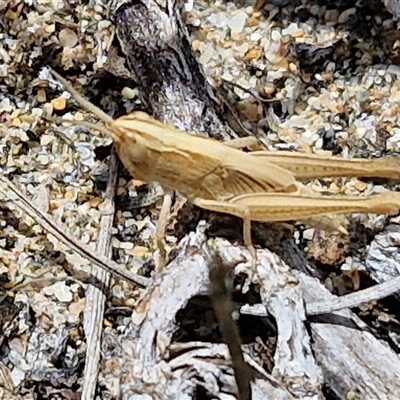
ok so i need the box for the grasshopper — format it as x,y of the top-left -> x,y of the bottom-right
48,69 -> 400,266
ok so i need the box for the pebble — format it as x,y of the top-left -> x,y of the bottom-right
43,282 -> 73,302
37,89 -> 46,103
120,242 -> 134,250
310,5 -> 320,16
10,367 -> 25,387
271,30 -> 281,41
284,23 -> 304,38
245,47 -> 262,60
121,86 -> 138,100
228,12 -> 247,34
356,88 -> 369,103
51,96 -> 67,111
40,134 -> 54,147
199,44 -> 215,64
338,7 -> 356,24
58,28 -> 78,48
250,32 -> 262,42
325,9 -> 339,23
75,144 -> 93,160
263,84 -> 275,95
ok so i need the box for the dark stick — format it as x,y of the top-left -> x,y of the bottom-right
209,253 -> 252,400
112,0 -> 239,140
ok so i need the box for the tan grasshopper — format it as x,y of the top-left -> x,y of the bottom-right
48,69 -> 400,265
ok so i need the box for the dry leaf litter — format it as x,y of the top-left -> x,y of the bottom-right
2,0 -> 400,397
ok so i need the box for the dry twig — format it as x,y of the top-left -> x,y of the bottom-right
209,252 -> 252,400
81,148 -> 119,399
240,270 -> 400,317
0,176 -> 149,287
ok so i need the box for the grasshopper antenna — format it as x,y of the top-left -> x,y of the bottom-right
48,68 -> 114,126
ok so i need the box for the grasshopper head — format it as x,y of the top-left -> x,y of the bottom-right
109,121 -> 152,181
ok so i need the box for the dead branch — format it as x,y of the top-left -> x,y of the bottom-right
0,176 -> 149,287
81,149 -> 118,399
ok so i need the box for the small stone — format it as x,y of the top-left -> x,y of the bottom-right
245,47 -> 262,60
10,367 -> 25,387
237,43 -> 249,55
98,20 -> 112,30
228,12 -> 247,34
98,200 -> 113,212
9,338 -> 24,355
43,282 -> 73,302
338,8 -> 356,24
121,86 -> 138,100
37,89 -> 46,103
271,30 -> 281,41
74,111 -> 85,121
221,72 -> 234,81
40,135 -> 54,146
356,88 -> 369,103
11,117 -> 22,127
186,16 -> 201,27
0,98 -> 13,112
237,102 -> 260,122
51,96 -> 67,111
250,32 -> 262,42
247,16 -> 259,27
135,220 -> 147,231
285,23 -> 304,38
132,179 -> 147,187
354,180 -> 368,192
291,28 -> 304,38
103,319 -> 113,328
125,219 -> 136,228
120,241 -> 134,250
125,245 -> 149,257
113,237 -> 124,250
387,65 -> 400,76
325,9 -> 339,23
310,4 -> 320,16
45,24 -> 56,34
289,62 -> 298,73
245,6 -> 254,15
5,9 -> 18,20
89,197 -> 102,208
199,44 -> 215,64
303,229 -> 315,240
346,391 -> 357,400
58,28 -> 78,48
191,39 -> 202,52
263,85 -> 275,95
324,277 -> 334,292
53,283 -> 73,302
69,328 -> 80,340
64,187 -> 78,200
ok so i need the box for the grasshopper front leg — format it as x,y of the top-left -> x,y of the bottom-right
155,191 -> 173,269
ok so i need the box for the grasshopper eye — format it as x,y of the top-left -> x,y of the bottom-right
114,131 -> 147,167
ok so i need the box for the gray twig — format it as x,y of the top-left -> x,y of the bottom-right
81,148 -> 119,399
0,175 -> 150,287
